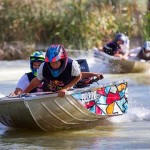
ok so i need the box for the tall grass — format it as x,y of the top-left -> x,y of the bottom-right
142,0 -> 150,41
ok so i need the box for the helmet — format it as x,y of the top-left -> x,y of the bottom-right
142,41 -> 150,59
143,41 -> 150,51
30,51 -> 45,76
45,44 -> 67,62
114,33 -> 126,44
45,44 -> 68,77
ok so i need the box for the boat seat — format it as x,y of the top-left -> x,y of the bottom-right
75,59 -> 91,88
76,59 -> 90,72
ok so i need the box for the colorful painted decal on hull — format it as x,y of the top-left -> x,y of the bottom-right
72,81 -> 128,115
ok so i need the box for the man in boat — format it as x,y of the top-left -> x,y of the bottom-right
22,44 -> 82,97
137,41 -> 150,61
10,51 -> 45,96
103,33 -> 129,59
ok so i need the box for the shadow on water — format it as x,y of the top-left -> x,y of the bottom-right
0,120 -> 119,149
0,118 -> 115,137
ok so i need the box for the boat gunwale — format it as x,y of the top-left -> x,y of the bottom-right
0,80 -> 127,104
94,49 -> 150,64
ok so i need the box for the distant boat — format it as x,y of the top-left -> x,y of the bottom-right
0,80 -> 128,131
93,48 -> 150,73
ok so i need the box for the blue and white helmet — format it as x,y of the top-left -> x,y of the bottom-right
114,33 -> 127,44
30,51 -> 45,76
45,44 -> 68,77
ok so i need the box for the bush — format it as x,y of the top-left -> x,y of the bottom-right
0,0 -> 148,49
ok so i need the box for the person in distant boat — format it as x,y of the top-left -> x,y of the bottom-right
137,41 -> 150,61
10,51 -> 45,96
103,33 -> 129,60
22,44 -> 82,97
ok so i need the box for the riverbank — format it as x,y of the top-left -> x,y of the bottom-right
0,41 -> 93,60
0,41 -> 35,60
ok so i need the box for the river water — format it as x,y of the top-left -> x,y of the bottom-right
0,59 -> 150,150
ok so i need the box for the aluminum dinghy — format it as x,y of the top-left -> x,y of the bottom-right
0,80 -> 128,131
94,49 -> 150,73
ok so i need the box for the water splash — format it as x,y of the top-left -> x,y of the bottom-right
0,93 -> 5,98
109,103 -> 150,123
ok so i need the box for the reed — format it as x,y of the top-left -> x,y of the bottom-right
142,10 -> 150,40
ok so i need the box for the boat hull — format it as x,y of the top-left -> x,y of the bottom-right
0,100 -> 41,130
0,81 -> 128,131
94,50 -> 150,73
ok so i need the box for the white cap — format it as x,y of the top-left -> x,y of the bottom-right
143,41 -> 150,51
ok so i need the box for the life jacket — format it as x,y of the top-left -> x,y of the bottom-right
42,58 -> 74,92
103,41 -> 121,55
26,72 -> 43,93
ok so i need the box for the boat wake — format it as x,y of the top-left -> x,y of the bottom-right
0,93 -> 5,98
109,103 -> 150,123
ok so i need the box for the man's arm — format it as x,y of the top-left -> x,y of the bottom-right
58,73 -> 82,97
64,74 -> 81,91
82,72 -> 103,79
22,77 -> 42,93
9,88 -> 23,96
9,74 -> 29,96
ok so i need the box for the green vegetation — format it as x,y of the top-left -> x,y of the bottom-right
0,0 -> 149,49
143,11 -> 150,41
